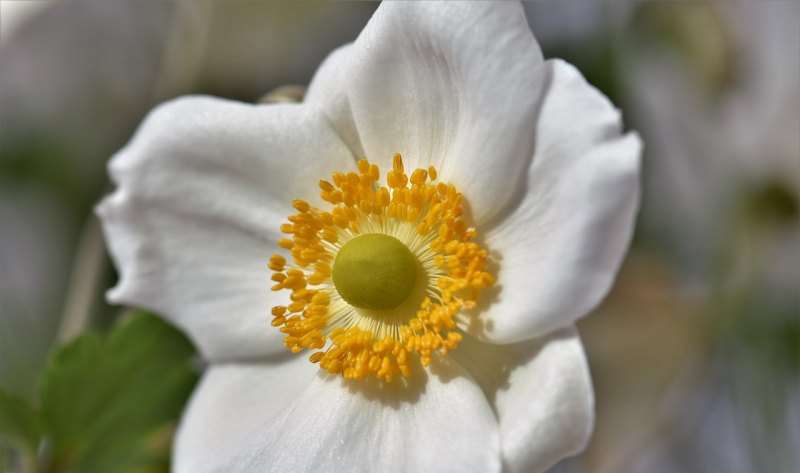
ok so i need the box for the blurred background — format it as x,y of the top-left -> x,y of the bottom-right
1,1 -> 797,472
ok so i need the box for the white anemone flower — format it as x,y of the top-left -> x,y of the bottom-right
98,2 -> 640,472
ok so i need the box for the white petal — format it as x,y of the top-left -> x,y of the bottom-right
471,59 -> 641,343
218,359 -> 501,473
173,355 -> 319,473
304,44 -> 364,159
346,1 -> 547,224
98,96 -> 355,361
451,328 -> 594,473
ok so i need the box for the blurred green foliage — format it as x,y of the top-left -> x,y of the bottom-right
632,1 -> 737,97
0,312 -> 198,473
0,389 -> 41,461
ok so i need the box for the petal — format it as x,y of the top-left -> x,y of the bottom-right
216,359 -> 501,473
98,96 -> 355,361
173,355 -> 319,473
471,59 -> 641,343
346,1 -> 547,224
450,328 -> 594,473
304,44 -> 364,159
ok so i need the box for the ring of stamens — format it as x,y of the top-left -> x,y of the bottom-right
269,153 -> 494,382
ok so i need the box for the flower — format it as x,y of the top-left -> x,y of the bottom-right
97,2 -> 640,472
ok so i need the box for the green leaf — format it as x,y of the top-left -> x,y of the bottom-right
0,387 -> 42,453
39,312 -> 199,473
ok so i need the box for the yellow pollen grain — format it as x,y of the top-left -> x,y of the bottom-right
268,153 -> 494,382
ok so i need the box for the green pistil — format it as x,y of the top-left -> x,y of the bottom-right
332,233 -> 417,310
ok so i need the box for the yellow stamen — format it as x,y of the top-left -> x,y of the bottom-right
269,154 -> 494,382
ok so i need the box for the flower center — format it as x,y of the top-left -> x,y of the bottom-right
268,153 -> 494,382
332,233 -> 417,310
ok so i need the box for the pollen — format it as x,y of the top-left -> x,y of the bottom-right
269,154 -> 494,382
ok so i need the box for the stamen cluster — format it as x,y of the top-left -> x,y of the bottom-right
269,154 -> 494,382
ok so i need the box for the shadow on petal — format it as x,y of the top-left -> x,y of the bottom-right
458,230 -> 503,338
333,358 -> 428,409
450,327 -> 594,473
479,60 -> 556,235
449,328 -> 576,415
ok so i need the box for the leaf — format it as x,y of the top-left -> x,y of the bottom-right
39,312 -> 199,473
0,387 -> 42,453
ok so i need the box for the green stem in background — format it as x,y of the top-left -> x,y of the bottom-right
56,215 -> 105,343
21,446 -> 38,473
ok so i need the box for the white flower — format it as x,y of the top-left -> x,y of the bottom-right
97,2 -> 640,472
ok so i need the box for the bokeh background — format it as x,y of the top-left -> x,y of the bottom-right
1,1 -> 798,472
